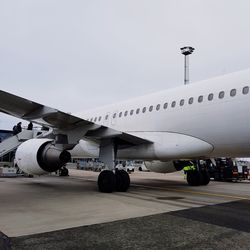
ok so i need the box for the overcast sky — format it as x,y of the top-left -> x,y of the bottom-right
1,0 -> 250,129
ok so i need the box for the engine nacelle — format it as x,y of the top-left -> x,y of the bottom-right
15,139 -> 71,175
145,161 -> 179,173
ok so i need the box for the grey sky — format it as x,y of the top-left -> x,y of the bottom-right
1,0 -> 250,129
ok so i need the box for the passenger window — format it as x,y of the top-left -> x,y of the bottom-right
94,117 -> 97,122
124,111 -> 128,116
171,101 -> 176,108
149,106 -> 153,112
130,110 -> 134,115
208,93 -> 213,101
156,104 -> 160,111
243,86 -> 249,95
163,102 -> 168,109
230,89 -> 236,97
113,113 -> 116,119
142,107 -> 146,113
219,91 -> 225,99
188,97 -> 193,104
98,116 -> 102,121
198,95 -> 203,103
119,112 -> 122,117
105,115 -> 109,120
136,108 -> 140,114
90,118 -> 93,122
180,99 -> 184,106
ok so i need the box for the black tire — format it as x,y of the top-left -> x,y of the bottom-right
98,170 -> 116,193
200,171 -> 210,185
187,171 -> 201,186
60,168 -> 69,176
64,168 -> 69,176
115,170 -> 130,192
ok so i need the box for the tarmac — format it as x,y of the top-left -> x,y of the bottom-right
1,170 -> 250,249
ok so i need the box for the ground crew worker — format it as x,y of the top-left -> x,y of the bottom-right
13,125 -> 18,135
16,122 -> 22,133
183,162 -> 196,179
27,122 -> 33,130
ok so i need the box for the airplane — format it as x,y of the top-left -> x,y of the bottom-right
1,68 -> 250,193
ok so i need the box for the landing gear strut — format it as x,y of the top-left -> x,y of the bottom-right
97,139 -> 130,193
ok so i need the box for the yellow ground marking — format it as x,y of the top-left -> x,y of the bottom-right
132,184 -> 250,200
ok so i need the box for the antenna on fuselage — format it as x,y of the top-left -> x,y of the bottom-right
180,46 -> 195,85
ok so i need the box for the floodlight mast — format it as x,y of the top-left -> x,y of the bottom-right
180,46 -> 195,85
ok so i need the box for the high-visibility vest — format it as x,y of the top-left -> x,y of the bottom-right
183,165 -> 195,171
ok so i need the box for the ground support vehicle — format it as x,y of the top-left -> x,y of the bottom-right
208,158 -> 249,182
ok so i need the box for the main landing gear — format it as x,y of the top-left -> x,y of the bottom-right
187,170 -> 210,186
59,166 -> 69,176
98,169 -> 130,193
97,139 -> 130,193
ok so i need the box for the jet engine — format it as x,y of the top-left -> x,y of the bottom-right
144,160 -> 184,173
15,139 -> 71,175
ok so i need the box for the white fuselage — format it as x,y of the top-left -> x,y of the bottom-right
73,69 -> 250,160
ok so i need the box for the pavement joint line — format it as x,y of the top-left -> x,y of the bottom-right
67,176 -> 96,182
131,184 -> 250,200
64,175 -> 250,200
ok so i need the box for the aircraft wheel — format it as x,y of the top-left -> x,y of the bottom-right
115,170 -> 130,192
59,167 -> 69,176
98,170 -> 116,193
200,171 -> 210,185
187,171 -> 201,186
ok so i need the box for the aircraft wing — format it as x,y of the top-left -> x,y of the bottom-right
0,90 -> 151,146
